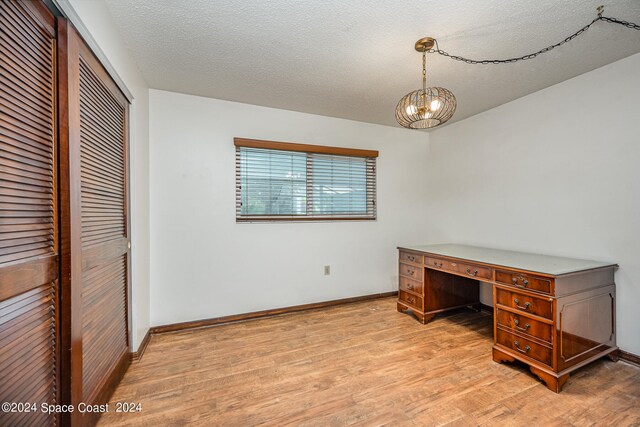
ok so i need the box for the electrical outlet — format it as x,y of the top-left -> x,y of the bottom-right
324,265 -> 330,275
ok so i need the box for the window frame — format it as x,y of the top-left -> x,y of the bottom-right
235,138 -> 378,222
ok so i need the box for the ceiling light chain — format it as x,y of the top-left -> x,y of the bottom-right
422,48 -> 427,93
428,6 -> 640,66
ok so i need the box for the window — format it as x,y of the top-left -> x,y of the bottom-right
235,138 -> 378,221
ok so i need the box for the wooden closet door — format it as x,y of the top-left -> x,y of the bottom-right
58,19 -> 131,426
0,1 -> 59,426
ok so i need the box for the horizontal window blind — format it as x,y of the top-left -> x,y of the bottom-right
235,141 -> 377,221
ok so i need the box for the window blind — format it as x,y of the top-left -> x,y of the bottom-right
235,140 -> 377,221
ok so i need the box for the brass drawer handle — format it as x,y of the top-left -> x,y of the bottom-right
407,296 -> 415,304
433,261 -> 443,268
513,299 -> 531,310
514,318 -> 531,331
408,269 -> 415,275
407,284 -> 414,291
466,268 -> 478,277
407,255 -> 415,262
514,340 -> 531,354
512,275 -> 529,288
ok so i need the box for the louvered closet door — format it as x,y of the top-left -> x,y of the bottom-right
0,1 -> 59,426
58,19 -> 130,426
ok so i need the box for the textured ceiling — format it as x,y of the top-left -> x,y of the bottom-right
104,0 -> 640,128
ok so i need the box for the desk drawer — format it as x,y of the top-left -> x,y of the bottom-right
399,263 -> 423,281
398,290 -> 422,310
399,251 -> 423,265
399,276 -> 423,295
425,256 -> 456,273
455,262 -> 492,280
495,288 -> 553,320
496,328 -> 552,367
495,270 -> 553,295
496,307 -> 553,343
425,256 -> 491,280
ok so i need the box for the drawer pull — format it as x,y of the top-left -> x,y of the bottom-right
407,284 -> 414,291
513,299 -> 531,310
407,296 -> 415,304
408,270 -> 414,275
514,340 -> 531,354
512,275 -> 529,288
433,261 -> 443,268
466,268 -> 478,277
407,255 -> 415,262
514,318 -> 531,331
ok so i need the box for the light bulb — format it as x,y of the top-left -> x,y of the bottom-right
430,99 -> 441,111
406,104 -> 418,116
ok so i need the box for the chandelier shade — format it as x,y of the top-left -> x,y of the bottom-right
395,87 -> 456,129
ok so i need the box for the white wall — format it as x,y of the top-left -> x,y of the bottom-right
427,53 -> 640,355
149,90 -> 429,326
69,0 -> 151,351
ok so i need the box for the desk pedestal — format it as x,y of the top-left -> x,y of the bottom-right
397,267 -> 480,323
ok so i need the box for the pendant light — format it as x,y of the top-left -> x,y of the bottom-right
394,9 -> 640,129
395,37 -> 456,129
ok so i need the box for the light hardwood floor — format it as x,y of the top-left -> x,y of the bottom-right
98,297 -> 640,426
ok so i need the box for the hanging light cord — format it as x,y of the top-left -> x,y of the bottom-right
428,6 -> 640,65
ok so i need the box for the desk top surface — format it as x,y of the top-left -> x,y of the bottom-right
398,244 -> 616,276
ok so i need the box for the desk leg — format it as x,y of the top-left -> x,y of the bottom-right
416,313 -> 434,324
530,366 -> 569,393
492,347 -> 515,364
397,303 -> 434,324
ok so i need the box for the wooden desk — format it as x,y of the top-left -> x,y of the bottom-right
397,244 -> 618,393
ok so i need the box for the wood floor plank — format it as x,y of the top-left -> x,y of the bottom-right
97,297 -> 640,426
